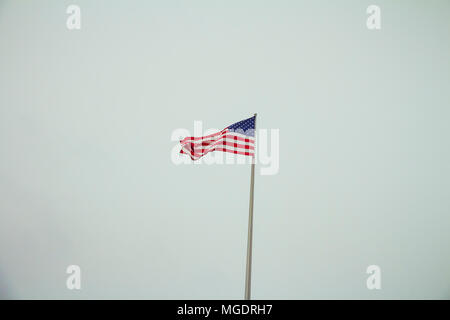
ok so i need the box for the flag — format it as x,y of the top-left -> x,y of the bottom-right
180,116 -> 256,160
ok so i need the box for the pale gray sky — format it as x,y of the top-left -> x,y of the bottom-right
0,0 -> 449,299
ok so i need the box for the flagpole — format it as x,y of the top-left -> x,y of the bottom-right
245,113 -> 257,300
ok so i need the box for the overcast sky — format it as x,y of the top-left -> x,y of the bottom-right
0,0 -> 449,299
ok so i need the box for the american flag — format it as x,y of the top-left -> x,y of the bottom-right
180,116 -> 256,160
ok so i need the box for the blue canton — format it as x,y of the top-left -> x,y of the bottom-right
227,116 -> 256,137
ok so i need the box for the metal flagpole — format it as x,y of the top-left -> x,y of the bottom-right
245,113 -> 257,300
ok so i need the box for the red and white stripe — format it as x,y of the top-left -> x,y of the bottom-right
180,128 -> 255,160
